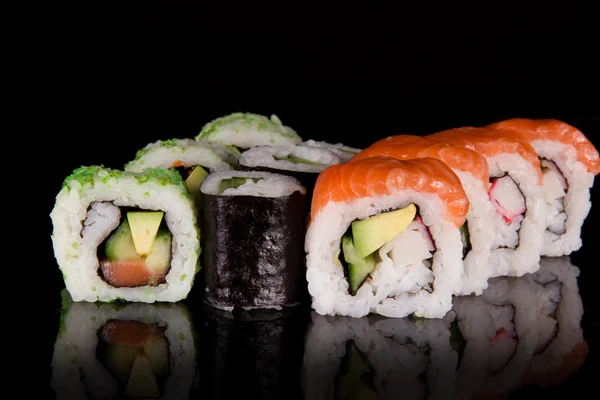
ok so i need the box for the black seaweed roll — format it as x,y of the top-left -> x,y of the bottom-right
199,170 -> 307,311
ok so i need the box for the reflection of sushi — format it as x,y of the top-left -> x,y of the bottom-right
199,306 -> 305,400
50,290 -> 198,400
238,140 -> 360,211
428,127 -> 546,278
522,256 -> 588,387
488,118 -> 600,256
195,112 -> 303,151
305,156 -> 469,319
449,276 -> 540,399
352,135 -> 496,296
50,166 -> 201,302
302,312 -> 457,400
200,170 -> 307,311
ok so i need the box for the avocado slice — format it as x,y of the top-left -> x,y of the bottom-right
351,203 -> 417,258
144,229 -> 172,274
127,211 -> 165,256
185,165 -> 209,196
274,154 -> 327,167
218,177 -> 263,194
124,352 -> 160,397
105,220 -> 139,262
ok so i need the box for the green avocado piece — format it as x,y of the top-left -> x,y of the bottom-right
218,177 -> 262,194
351,204 -> 417,259
185,165 -> 209,196
127,211 -> 165,256
105,220 -> 139,262
145,229 -> 172,274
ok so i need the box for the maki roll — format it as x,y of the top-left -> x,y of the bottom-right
449,275 -> 541,399
305,156 -> 470,319
488,118 -> 600,256
50,290 -> 198,400
352,135 -> 496,296
302,312 -> 457,400
199,170 -> 307,311
50,166 -> 201,303
195,112 -> 302,151
428,126 -> 546,278
124,138 -> 237,199
198,306 -> 305,400
522,256 -> 588,387
238,141 -> 358,211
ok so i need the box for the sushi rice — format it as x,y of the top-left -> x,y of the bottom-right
50,166 -> 201,303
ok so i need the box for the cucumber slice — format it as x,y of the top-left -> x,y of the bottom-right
348,255 -> 376,296
105,220 -> 139,262
218,177 -> 262,194
145,229 -> 172,274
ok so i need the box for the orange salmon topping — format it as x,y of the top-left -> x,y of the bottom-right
311,156 -> 469,228
351,135 -> 491,190
488,118 -> 600,175
428,126 -> 543,185
100,259 -> 166,288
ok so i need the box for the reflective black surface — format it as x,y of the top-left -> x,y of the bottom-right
47,255 -> 593,400
34,102 -> 599,400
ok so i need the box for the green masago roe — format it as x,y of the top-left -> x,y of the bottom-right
342,235 -> 376,296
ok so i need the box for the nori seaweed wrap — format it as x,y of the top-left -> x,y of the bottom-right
197,305 -> 306,400
199,170 -> 307,311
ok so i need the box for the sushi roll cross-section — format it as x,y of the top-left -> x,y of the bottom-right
351,134 -> 496,296
488,118 -> 600,256
50,166 -> 201,303
305,156 -> 470,319
428,126 -> 547,278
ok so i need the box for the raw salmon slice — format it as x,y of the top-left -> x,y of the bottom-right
100,259 -> 166,288
351,134 -> 491,190
311,156 -> 469,228
487,118 -> 600,175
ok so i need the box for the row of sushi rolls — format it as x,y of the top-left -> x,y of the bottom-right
50,113 -> 597,399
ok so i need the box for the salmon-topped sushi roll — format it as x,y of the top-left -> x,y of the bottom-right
488,118 -> 600,256
305,156 -> 470,319
351,135 -> 495,296
428,127 -> 546,278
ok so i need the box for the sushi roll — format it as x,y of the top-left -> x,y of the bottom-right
352,135 -> 496,296
199,170 -> 307,311
305,156 -> 470,319
302,312 -> 457,400
237,141 -> 358,211
487,118 -> 600,256
50,166 -> 201,303
428,126 -> 546,277
50,290 -> 198,400
195,112 -> 303,151
449,275 -> 541,399
198,306 -> 305,400
522,256 -> 588,388
124,138 -> 236,199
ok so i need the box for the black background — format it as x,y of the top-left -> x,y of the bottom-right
8,1 -> 599,399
